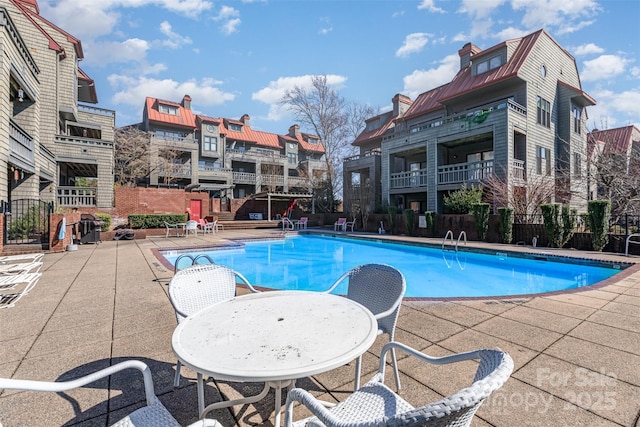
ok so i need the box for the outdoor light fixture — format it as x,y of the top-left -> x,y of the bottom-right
17,89 -> 24,102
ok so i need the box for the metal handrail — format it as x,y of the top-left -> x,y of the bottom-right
625,233 -> 640,257
456,231 -> 467,251
442,230 -> 454,250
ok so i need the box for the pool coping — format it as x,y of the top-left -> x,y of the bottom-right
151,231 -> 640,301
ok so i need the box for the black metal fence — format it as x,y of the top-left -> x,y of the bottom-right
1,199 -> 53,246
513,213 -> 640,254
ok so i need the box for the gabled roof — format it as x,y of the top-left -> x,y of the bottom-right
145,97 -> 197,129
297,132 -> 326,153
224,123 -> 282,149
589,125 -> 640,154
353,111 -> 395,147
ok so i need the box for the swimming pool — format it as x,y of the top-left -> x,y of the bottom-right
161,235 -> 622,298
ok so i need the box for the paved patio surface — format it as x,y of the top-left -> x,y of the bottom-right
1,228 -> 639,426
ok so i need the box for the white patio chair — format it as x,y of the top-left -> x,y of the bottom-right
345,218 -> 356,232
164,221 -> 182,238
323,264 -> 406,390
333,217 -> 347,231
0,252 -> 44,264
284,342 -> 514,427
212,219 -> 224,233
0,360 -> 222,427
184,220 -> 199,237
168,263 -> 260,387
198,219 -> 214,234
295,217 -> 308,229
0,260 -> 43,275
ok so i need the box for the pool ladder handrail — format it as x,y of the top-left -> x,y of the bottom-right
442,230 -> 467,252
174,254 -> 215,271
281,217 -> 295,231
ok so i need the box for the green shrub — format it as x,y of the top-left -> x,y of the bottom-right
95,213 -> 111,231
497,207 -> 513,244
387,205 -> 397,234
424,211 -> 435,236
443,185 -> 483,214
128,213 -> 188,229
560,205 -> 577,247
541,204 -> 562,248
587,200 -> 611,251
471,203 -> 490,241
403,209 -> 415,236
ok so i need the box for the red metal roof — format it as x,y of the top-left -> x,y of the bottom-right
224,122 -> 282,149
297,132 -> 326,153
589,125 -> 640,154
145,97 -> 197,129
353,112 -> 396,147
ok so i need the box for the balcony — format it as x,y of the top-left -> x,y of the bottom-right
9,119 -> 35,171
260,174 -> 285,186
512,159 -> 526,181
390,168 -> 428,190
438,160 -> 493,185
57,186 -> 96,207
197,165 -> 232,180
233,171 -> 257,184
227,148 -> 287,162
55,134 -> 113,148
287,176 -> 310,188
157,163 -> 192,178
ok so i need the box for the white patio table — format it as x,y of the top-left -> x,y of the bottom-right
171,290 -> 378,426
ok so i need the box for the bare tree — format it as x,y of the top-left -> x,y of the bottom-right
114,126 -> 152,186
280,75 -> 375,212
482,167 -> 556,218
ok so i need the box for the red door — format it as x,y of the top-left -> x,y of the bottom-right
189,200 -> 202,221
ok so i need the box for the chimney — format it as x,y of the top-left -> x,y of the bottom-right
240,114 -> 250,126
181,94 -> 192,109
392,94 -> 412,116
288,124 -> 300,137
458,42 -> 480,70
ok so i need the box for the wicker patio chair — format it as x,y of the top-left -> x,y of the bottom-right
284,342 -> 514,427
0,360 -> 222,427
323,264 -> 406,390
168,263 -> 259,387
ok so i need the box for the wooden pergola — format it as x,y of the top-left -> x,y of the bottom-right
249,191 -> 314,221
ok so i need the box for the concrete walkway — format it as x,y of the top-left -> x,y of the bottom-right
1,229 -> 639,426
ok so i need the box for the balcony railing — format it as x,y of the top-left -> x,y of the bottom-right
227,148 -> 287,160
55,134 -> 113,148
233,171 -> 257,184
78,104 -> 116,118
57,186 -> 96,206
344,150 -> 381,163
260,174 -> 285,186
287,176 -> 310,187
9,119 -> 35,165
390,168 -> 428,189
157,163 -> 192,177
512,159 -> 526,180
438,160 -> 493,185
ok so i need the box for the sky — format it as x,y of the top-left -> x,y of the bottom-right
38,0 -> 640,135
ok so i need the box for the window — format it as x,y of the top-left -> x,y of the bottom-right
574,153 -> 582,177
572,106 -> 582,134
476,56 -> 501,75
476,60 -> 488,74
228,123 -> 242,132
536,146 -> 551,174
537,96 -> 551,128
288,153 -> 297,164
307,137 -> 318,144
203,136 -> 218,152
489,56 -> 502,69
158,104 -> 178,115
155,129 -> 185,141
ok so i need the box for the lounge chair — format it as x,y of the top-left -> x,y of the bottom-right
0,261 -> 43,275
0,360 -> 223,427
345,218 -> 356,231
164,221 -> 183,238
212,219 -> 224,233
0,253 -> 44,264
323,264 -> 406,390
198,219 -> 214,234
284,342 -> 514,427
334,217 -> 347,231
295,217 -> 308,229
0,272 -> 42,309
168,263 -> 259,387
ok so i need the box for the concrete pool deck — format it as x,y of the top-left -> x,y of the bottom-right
1,228 -> 639,426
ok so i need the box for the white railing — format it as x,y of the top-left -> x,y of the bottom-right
55,135 -> 113,148
9,119 -> 35,164
227,148 -> 287,160
512,159 -> 526,180
233,171 -> 257,184
158,163 -> 192,177
57,186 -> 96,206
260,174 -> 285,186
344,150 -> 381,163
438,160 -> 493,185
287,176 -> 310,187
390,168 -> 428,189
78,104 -> 116,117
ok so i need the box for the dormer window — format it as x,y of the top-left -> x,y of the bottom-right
306,137 -> 318,144
159,104 -> 178,115
229,123 -> 242,132
475,55 -> 502,75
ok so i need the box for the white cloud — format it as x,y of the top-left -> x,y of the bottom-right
417,0 -> 445,13
252,75 -> 348,121
158,21 -> 193,49
108,75 -> 235,108
214,5 -> 241,34
319,17 -> 333,35
402,54 -> 459,99
573,43 -> 604,56
581,55 -> 629,82
511,0 -> 600,34
587,89 -> 640,129
494,26 -> 529,41
82,38 -> 150,66
458,0 -> 506,19
396,33 -> 431,58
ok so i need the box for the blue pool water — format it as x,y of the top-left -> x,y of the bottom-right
161,235 -> 621,298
